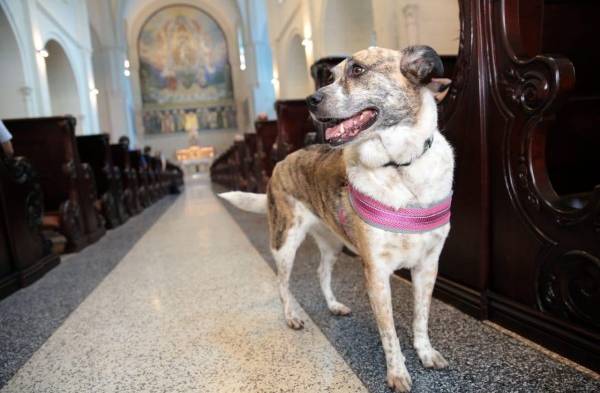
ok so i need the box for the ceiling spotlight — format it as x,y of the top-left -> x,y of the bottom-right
38,49 -> 49,58
124,69 -> 131,77
124,59 -> 130,68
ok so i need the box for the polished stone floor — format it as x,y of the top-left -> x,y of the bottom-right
1,178 -> 365,393
0,177 -> 598,392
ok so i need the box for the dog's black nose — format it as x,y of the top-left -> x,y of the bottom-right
306,92 -> 323,109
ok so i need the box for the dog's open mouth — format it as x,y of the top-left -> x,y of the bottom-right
319,108 -> 378,145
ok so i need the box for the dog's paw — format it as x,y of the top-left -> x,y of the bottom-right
417,348 -> 448,369
329,302 -> 352,316
387,369 -> 412,392
286,317 -> 305,330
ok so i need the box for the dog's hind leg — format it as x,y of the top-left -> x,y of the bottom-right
270,203 -> 310,330
311,230 -> 351,316
411,242 -> 448,369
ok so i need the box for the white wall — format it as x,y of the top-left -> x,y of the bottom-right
322,0 -> 375,56
0,0 -> 100,134
282,34 -> 311,99
0,4 -> 27,118
266,0 -> 460,100
88,0 -> 137,145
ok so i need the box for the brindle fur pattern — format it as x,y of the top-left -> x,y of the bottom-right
221,46 -> 454,392
267,145 -> 355,249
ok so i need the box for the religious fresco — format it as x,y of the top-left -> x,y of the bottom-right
138,5 -> 236,135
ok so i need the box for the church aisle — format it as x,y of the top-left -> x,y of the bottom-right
1,178 -> 367,393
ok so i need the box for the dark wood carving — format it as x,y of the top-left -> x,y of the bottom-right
4,116 -> 105,251
310,57 -> 346,143
111,144 -> 143,216
0,156 -> 60,299
243,133 -> 258,192
210,145 -> 237,189
254,120 -> 278,192
310,56 -> 346,90
423,0 -> 600,371
129,150 -> 153,207
77,134 -> 128,228
272,100 -> 314,162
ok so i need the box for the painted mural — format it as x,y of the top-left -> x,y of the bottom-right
138,5 -> 236,135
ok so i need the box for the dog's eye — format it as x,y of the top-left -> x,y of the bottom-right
350,64 -> 365,77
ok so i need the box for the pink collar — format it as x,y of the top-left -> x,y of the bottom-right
347,184 -> 452,233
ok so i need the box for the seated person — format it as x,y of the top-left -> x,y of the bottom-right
0,120 -> 14,158
118,135 -> 130,151
140,145 -> 151,168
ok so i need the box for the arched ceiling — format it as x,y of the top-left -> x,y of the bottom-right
121,0 -> 241,39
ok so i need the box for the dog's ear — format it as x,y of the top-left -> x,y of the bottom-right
427,78 -> 452,103
400,45 -> 444,85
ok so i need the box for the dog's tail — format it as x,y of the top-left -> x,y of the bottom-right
218,191 -> 267,214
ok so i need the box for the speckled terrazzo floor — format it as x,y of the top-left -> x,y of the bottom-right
0,195 -> 176,388
217,185 -> 600,393
1,177 -> 598,393
0,179 -> 366,393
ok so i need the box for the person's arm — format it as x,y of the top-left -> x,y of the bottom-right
0,120 -> 14,158
1,141 -> 14,158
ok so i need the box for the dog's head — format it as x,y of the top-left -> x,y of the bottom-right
308,46 -> 450,147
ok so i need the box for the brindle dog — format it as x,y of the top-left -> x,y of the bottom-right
221,46 -> 454,392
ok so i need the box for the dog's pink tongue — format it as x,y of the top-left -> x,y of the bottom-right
325,109 -> 377,141
325,124 -> 341,140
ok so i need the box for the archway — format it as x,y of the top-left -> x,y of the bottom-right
283,34 -> 310,99
44,40 -> 82,130
0,6 -> 27,118
322,0 -> 374,56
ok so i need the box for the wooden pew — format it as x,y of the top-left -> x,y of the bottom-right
423,0 -> 600,371
165,161 -> 184,192
0,156 -> 60,299
144,154 -> 163,200
254,120 -> 278,192
232,140 -> 248,191
243,133 -> 259,192
110,144 -> 143,215
77,134 -> 129,228
273,100 -> 315,162
130,150 -> 155,206
153,155 -> 170,197
4,116 -> 105,252
210,146 -> 236,188
310,57 -> 345,144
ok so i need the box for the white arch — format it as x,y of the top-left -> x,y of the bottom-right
44,39 -> 83,128
0,2 -> 32,117
283,33 -> 311,99
321,0 -> 375,56
39,27 -> 97,133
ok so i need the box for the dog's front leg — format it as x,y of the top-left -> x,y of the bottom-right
411,244 -> 448,369
365,265 -> 412,392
